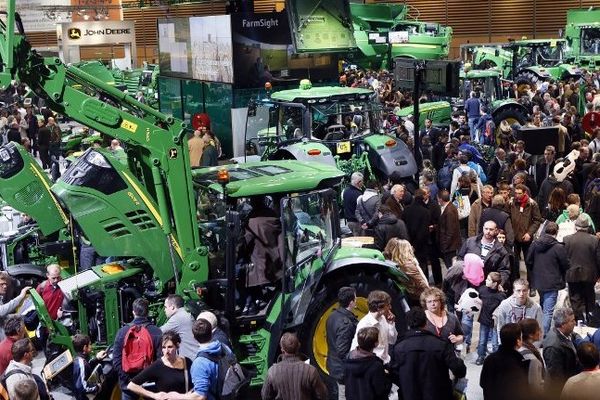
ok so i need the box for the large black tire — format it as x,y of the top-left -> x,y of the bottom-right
514,71 -> 540,93
299,269 -> 407,376
493,106 -> 528,144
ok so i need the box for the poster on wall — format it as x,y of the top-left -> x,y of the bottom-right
231,12 -> 338,89
158,18 -> 192,79
158,16 -> 234,84
0,0 -> 72,32
190,16 -> 234,83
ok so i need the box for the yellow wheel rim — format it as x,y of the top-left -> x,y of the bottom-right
495,116 -> 519,144
312,297 -> 369,374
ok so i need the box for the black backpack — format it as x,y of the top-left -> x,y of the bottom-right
197,345 -> 249,400
0,369 -> 50,400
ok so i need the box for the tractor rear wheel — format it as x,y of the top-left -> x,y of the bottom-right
300,270 -> 406,376
493,106 -> 527,143
514,71 -> 540,94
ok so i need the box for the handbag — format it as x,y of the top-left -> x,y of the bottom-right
453,191 -> 471,220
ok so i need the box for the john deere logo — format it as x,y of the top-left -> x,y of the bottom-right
68,28 -> 81,40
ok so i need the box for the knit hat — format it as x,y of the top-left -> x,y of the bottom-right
575,215 -> 590,230
463,253 -> 485,286
197,310 -> 218,329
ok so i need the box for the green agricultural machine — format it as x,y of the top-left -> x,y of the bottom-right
285,0 -> 452,70
0,2 -> 408,397
564,8 -> 600,71
396,68 -> 528,134
464,39 -> 582,90
245,81 -> 417,183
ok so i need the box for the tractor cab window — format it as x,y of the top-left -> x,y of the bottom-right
280,105 -> 304,140
393,23 -> 418,35
582,28 -> 600,55
311,100 -> 380,140
281,190 -> 337,276
196,187 -> 228,277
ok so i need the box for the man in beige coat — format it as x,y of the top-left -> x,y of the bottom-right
188,128 -> 204,167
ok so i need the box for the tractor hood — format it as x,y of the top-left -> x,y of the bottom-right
0,143 -> 68,235
51,148 -> 182,284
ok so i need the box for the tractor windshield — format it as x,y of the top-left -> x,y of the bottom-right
310,100 -> 382,140
245,102 -> 305,157
281,190 -> 337,274
581,27 -> 600,55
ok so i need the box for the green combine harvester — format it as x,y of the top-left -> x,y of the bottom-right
0,1 -> 408,397
285,0 -> 452,69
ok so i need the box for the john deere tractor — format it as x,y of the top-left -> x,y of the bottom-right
245,80 -> 417,183
564,8 -> 600,71
0,2 -> 408,397
395,68 -> 528,135
464,39 -> 582,90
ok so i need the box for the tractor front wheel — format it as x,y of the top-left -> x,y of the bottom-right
300,270 -> 406,376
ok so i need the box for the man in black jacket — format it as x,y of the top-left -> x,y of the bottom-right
458,220 -> 511,288
404,188 -> 442,285
525,222 -> 570,336
372,205 -> 409,251
326,287 -> 358,400
480,323 -> 530,400
391,308 -> 466,400
564,216 -> 600,323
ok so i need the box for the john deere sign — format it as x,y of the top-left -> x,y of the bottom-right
59,21 -> 136,46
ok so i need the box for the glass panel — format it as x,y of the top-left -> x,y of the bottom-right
182,79 -> 203,125
158,77 -> 183,119
281,190 -> 336,271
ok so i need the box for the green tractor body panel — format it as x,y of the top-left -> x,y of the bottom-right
395,101 -> 452,127
0,143 -> 68,235
333,246 -> 385,262
270,86 -> 372,102
192,160 -> 345,197
51,148 -> 185,286
565,9 -> 600,71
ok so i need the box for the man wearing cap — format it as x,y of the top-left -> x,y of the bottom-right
563,215 -> 600,324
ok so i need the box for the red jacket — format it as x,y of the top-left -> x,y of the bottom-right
0,336 -> 17,375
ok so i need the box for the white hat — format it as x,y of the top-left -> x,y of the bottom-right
197,311 -> 217,329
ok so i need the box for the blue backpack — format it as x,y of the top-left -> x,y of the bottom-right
438,159 -> 459,190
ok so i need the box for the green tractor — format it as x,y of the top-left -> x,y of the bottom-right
0,2 -> 408,396
464,39 -> 582,91
564,8 -> 600,71
245,80 -> 418,183
395,68 -> 528,136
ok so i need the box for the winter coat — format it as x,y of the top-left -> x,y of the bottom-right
397,258 -> 429,302
479,206 -> 515,245
403,198 -> 432,252
373,213 -> 409,250
355,189 -> 381,227
468,198 -> 491,237
537,177 -> 574,216
563,231 -> 600,283
244,208 -> 284,287
437,202 -> 462,253
343,185 -> 363,222
384,196 -> 404,220
480,346 -> 530,400
525,234 -> 569,292
478,286 -> 506,327
510,197 -> 543,242
343,349 -> 391,400
458,236 -> 511,286
391,329 -> 466,400
442,260 -> 471,308
262,354 -> 328,400
543,327 -> 580,395
555,208 -> 596,232
326,307 -> 358,382
6,127 -> 20,144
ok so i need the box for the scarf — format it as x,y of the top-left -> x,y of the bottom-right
518,192 -> 530,210
522,342 -> 544,366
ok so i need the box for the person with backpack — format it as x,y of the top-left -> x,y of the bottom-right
191,318 -> 247,400
3,338 -> 49,400
262,332 -> 328,400
112,298 -> 162,400
127,331 -> 193,399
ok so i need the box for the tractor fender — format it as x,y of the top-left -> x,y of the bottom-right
518,66 -> 551,79
284,256 -> 405,329
6,263 -> 47,279
271,142 -> 336,167
362,134 -> 417,180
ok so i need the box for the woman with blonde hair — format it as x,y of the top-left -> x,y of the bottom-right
420,287 -> 464,347
384,238 -> 429,305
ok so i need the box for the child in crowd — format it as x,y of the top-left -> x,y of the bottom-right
476,272 -> 506,365
72,334 -> 107,400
